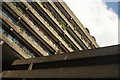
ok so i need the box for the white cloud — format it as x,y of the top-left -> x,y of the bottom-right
64,0 -> 118,47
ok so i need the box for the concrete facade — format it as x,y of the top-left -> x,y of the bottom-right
1,1 -> 99,58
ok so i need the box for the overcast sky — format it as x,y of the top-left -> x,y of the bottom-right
64,0 -> 118,47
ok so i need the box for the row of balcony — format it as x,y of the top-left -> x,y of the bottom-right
22,2 -> 74,52
1,9 -> 52,56
11,2 -> 65,54
34,2 -> 76,50
41,2 -> 89,49
56,1 -> 99,48
41,2 -> 92,49
41,2 -> 67,30
11,2 -> 75,50
0,28 -> 35,58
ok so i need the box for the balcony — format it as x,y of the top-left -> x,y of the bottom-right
45,2 -> 91,49
21,2 -> 74,52
39,2 -> 82,50
1,11 -> 50,56
10,2 -> 63,54
0,29 -> 33,59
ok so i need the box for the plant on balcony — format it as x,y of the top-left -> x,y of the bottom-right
59,21 -> 67,30
12,2 -> 23,13
20,28 -> 24,34
16,7 -> 23,13
63,25 -> 67,30
12,2 -> 17,6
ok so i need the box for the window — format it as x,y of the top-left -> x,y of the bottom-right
2,11 -> 13,22
13,38 -> 19,44
23,47 -> 30,53
8,35 -> 13,40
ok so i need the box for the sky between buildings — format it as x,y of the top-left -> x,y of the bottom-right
64,0 -> 119,47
